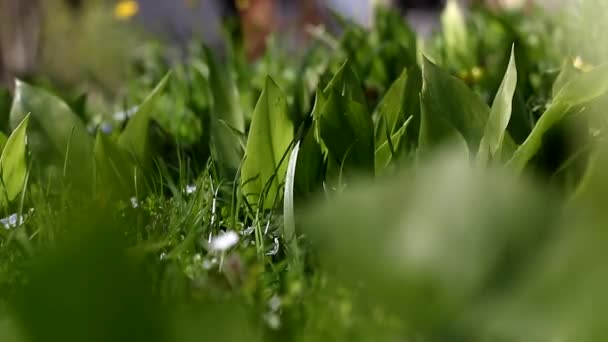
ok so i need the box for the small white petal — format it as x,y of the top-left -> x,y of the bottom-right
210,231 -> 239,252
113,106 -> 139,122
130,197 -> 139,208
1,213 -> 21,230
185,185 -> 197,195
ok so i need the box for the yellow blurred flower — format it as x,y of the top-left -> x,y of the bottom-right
470,66 -> 484,82
114,0 -> 139,20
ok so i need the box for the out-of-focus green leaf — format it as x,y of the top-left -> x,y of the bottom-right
419,58 -> 489,154
0,115 -> 29,206
202,48 -> 245,180
94,132 -> 138,200
508,63 -> 608,172
477,47 -> 518,165
292,45 -> 329,124
477,142 -> 608,340
318,61 -> 373,175
0,132 -> 8,155
311,88 -> 328,152
295,128 -> 323,196
318,92 -> 374,175
375,116 -> 411,173
375,7 -> 417,58
323,60 -> 367,108
202,47 -> 245,132
442,0 -> 475,68
13,212 -> 169,342
572,139 -> 608,203
119,72 -> 171,165
374,69 -> 408,146
552,60 -> 580,98
9,80 -> 93,184
241,77 -> 293,209
301,148 -> 554,332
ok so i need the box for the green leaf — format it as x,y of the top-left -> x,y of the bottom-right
375,116 -> 412,173
323,60 -> 367,107
508,63 -> 608,172
300,151 -> 552,330
0,115 -> 29,205
202,47 -> 245,179
318,91 -> 374,175
311,88 -> 328,152
9,80 -> 93,184
419,58 -> 489,153
119,72 -> 171,165
477,47 -> 518,166
374,69 -> 409,146
441,0 -> 475,68
94,132 -> 139,200
0,132 -> 8,154
552,59 -> 580,98
203,47 -> 245,132
241,77 -> 294,209
311,88 -> 327,122
375,6 -> 417,57
295,128 -> 324,196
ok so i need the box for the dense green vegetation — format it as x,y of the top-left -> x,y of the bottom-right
2,1 -> 608,340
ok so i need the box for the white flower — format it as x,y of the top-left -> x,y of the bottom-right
130,197 -> 139,208
113,106 -> 139,122
210,231 -> 239,252
185,185 -> 197,195
1,213 -> 22,229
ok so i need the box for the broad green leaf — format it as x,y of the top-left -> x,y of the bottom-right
573,138 -> 608,203
318,91 -> 374,175
552,59 -> 579,98
374,69 -> 409,146
508,63 -> 608,172
375,116 -> 412,173
9,80 -> 93,184
477,47 -> 518,165
441,0 -> 475,68
0,115 -> 29,205
202,48 -> 245,179
0,132 -> 8,154
323,60 -> 367,107
94,132 -> 139,199
419,58 -> 489,153
338,27 -> 373,86
241,77 -> 293,209
119,72 -> 171,164
203,47 -> 245,132
295,128 -> 324,196
374,6 -> 417,58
